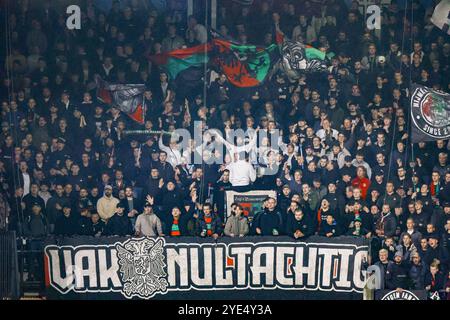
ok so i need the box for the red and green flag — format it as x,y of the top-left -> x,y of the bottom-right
211,39 -> 279,87
148,44 -> 210,81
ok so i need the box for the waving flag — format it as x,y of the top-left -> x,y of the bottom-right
211,39 -> 278,87
279,40 -> 328,80
148,44 -> 210,81
430,0 -> 450,35
410,84 -> 450,143
95,76 -> 146,124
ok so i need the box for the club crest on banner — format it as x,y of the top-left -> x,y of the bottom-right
116,237 -> 168,299
381,290 -> 420,300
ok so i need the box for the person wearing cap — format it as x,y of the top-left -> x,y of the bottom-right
135,200 -> 164,237
346,216 -> 371,238
340,157 -> 356,184
385,250 -> 410,290
369,168 -> 386,193
375,56 -> 392,81
54,205 -> 78,236
48,133 -> 70,168
105,202 -> 133,236
96,184 -> 120,222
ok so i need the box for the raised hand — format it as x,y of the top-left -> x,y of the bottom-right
146,195 -> 154,205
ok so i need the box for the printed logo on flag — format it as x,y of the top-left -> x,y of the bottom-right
411,85 -> 450,141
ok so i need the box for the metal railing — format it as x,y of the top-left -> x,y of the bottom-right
0,231 -> 20,299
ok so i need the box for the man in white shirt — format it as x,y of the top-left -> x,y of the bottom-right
19,161 -> 31,196
226,153 -> 256,192
159,134 -> 182,168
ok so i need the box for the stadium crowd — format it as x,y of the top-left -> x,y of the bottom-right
0,0 -> 449,294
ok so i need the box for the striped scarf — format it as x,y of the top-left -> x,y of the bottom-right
204,216 -> 213,236
170,218 -> 181,237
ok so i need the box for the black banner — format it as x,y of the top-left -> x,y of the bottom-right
375,289 -> 428,300
44,236 -> 369,300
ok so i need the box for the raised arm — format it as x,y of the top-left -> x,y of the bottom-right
158,134 -> 171,153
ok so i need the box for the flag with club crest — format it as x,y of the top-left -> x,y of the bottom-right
210,38 -> 279,87
410,84 -> 450,143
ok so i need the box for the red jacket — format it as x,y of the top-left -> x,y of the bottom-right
351,177 -> 371,200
